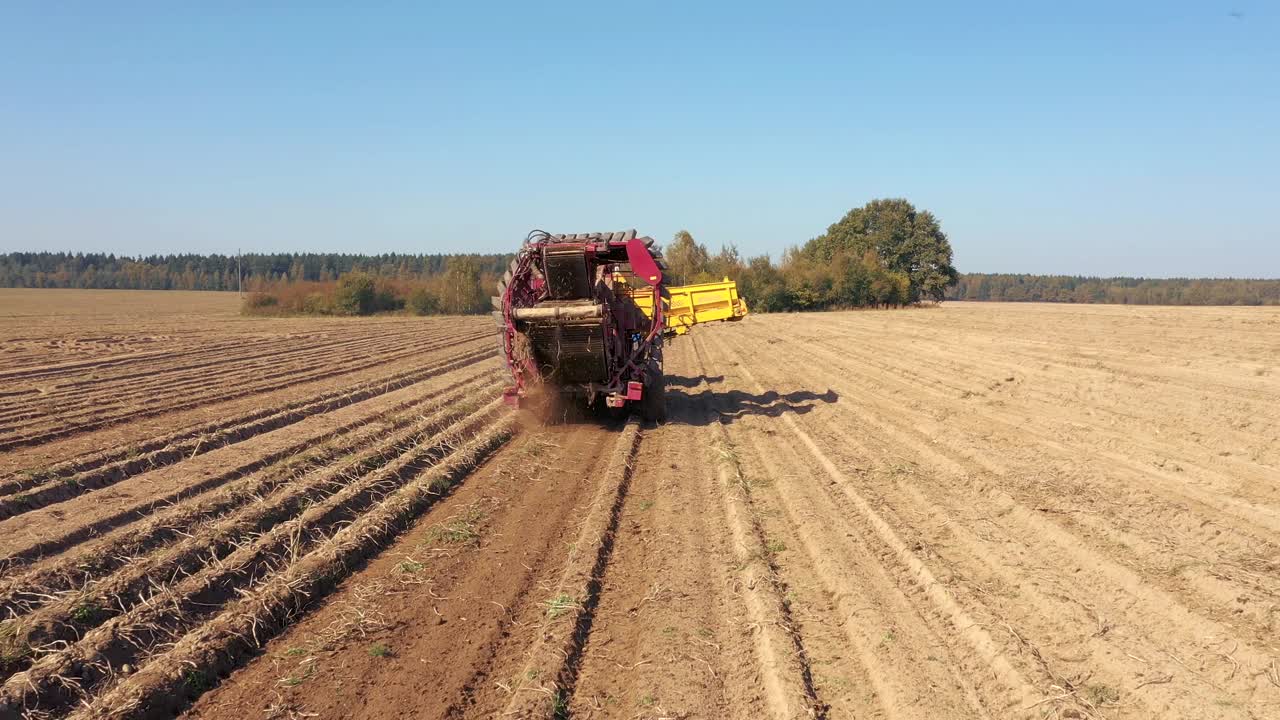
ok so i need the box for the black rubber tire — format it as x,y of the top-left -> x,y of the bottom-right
640,373 -> 667,423
593,399 -> 629,423
495,277 -> 510,363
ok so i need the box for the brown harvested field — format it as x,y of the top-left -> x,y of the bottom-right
1,289 -> 1278,720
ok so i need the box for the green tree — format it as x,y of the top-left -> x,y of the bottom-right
805,198 -> 958,302
780,247 -> 834,310
406,287 -> 441,315
332,272 -> 377,315
829,251 -> 874,307
738,255 -> 789,312
439,257 -> 486,314
708,243 -> 744,280
665,230 -> 712,284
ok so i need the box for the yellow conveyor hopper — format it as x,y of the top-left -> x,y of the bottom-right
625,277 -> 749,336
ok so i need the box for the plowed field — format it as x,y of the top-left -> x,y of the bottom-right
2,289 -> 1278,720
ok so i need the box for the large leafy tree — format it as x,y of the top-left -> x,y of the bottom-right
804,198 -> 958,302
664,230 -> 712,284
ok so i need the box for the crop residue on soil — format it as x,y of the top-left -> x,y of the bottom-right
1,289 -> 1278,719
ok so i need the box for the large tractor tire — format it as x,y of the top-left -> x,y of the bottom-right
640,371 -> 667,423
494,263 -> 514,360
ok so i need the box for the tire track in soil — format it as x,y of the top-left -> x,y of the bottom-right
789,331 -> 1280,540
815,324 -> 1278,474
565,338 -> 821,720
3,304 -> 1276,718
494,418 -> 643,718
716,326 -> 1137,716
695,332 -> 997,719
714,319 -> 1280,718
681,337 -> 822,720
787,400 -> 1280,716
758,322 -> 1280,618
703,326 -> 1044,715
732,324 -> 1280,664
816,310 -> 1279,408
182,422 -> 621,720
815,310 -> 1280,491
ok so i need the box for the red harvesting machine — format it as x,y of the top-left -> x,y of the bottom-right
494,229 -> 669,421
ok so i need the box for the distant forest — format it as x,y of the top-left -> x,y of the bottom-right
0,199 -> 963,314
948,274 -> 1280,306
4,254 -> 1278,308
0,251 -> 510,291
3,203 -> 1278,310
5,253 -> 1280,309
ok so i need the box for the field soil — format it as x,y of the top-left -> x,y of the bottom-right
1,290 -> 1278,719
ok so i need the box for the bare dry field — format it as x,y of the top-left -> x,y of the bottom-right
1,289 -> 1278,720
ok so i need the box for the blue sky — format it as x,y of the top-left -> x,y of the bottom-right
1,1 -> 1276,276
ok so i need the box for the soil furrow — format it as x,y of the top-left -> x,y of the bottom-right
0,332 -> 490,449
0,391 -> 504,682
0,350 -> 497,505
759,330 -> 1280,565
498,418 -> 642,718
20,325 -> 471,411
761,329 -> 1280,620
4,294 -> 1278,719
696,332 -> 993,719
0,375 -> 502,613
710,328 -> 1045,713
718,319 -> 1280,717
1,409 -> 516,719
0,373 -> 501,565
15,324 -> 463,394
0,346 -> 494,491
186,423 -> 618,720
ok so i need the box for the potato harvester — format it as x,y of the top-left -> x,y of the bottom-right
494,229 -> 747,421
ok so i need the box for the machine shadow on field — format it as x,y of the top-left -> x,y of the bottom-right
666,374 -> 725,388
664,374 -> 838,426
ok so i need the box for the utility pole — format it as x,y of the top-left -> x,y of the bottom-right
237,249 -> 242,297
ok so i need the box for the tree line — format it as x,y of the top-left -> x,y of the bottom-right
948,274 -> 1280,306
662,198 -> 957,311
6,198 -> 1275,311
243,258 -> 493,317
0,199 -> 960,314
0,251 -> 510,292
